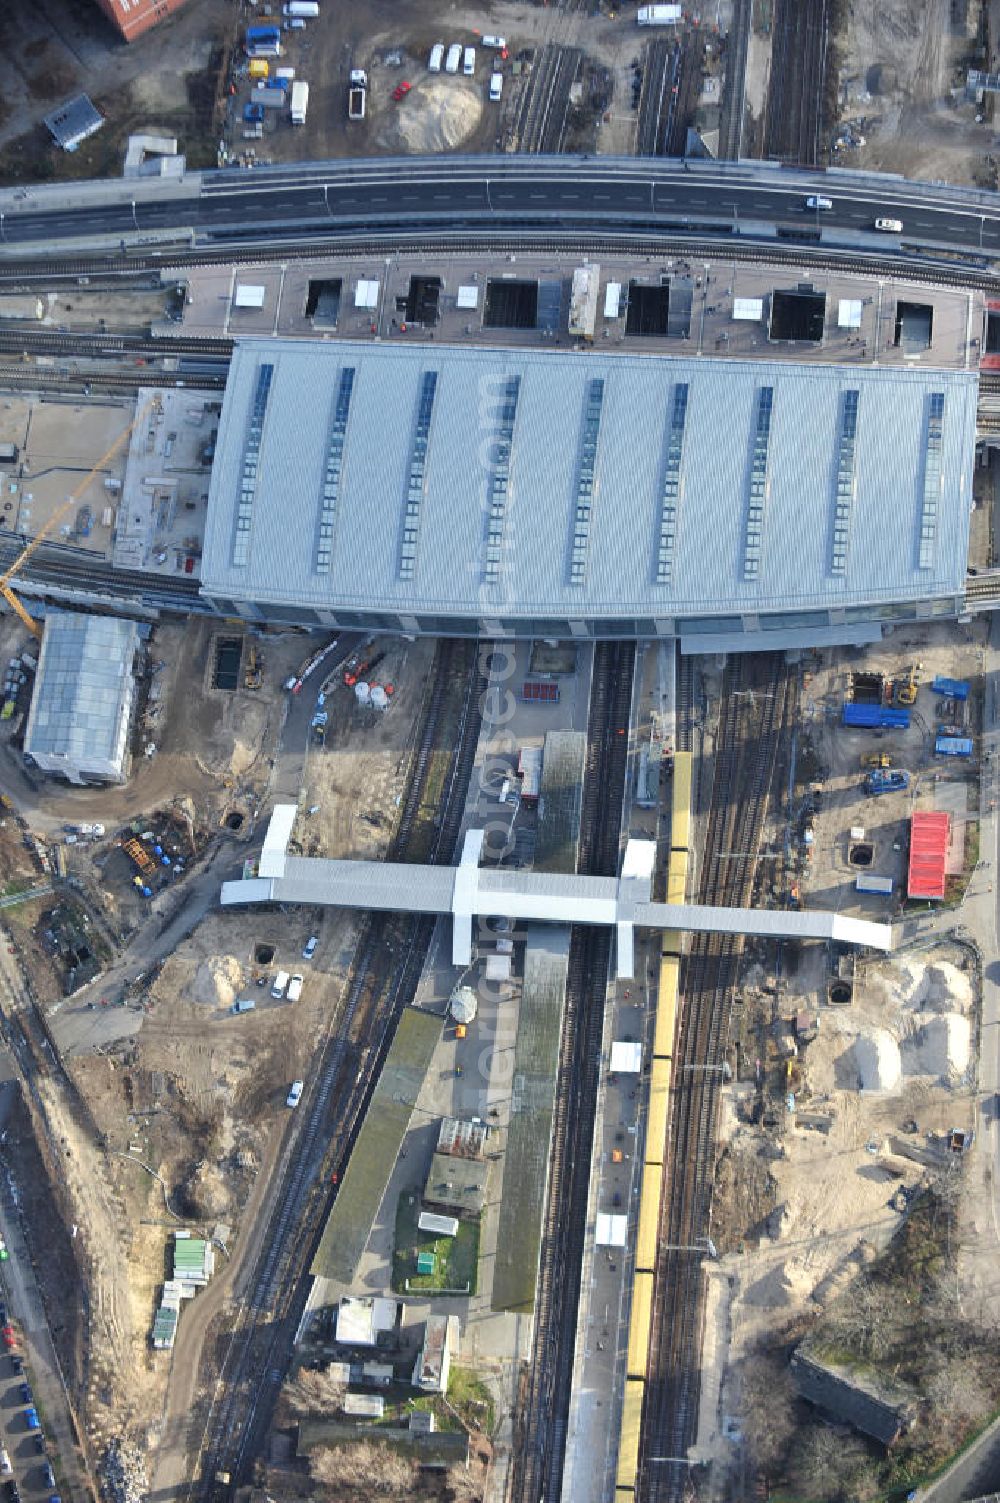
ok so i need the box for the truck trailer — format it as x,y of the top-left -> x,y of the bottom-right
348,69 -> 367,120
290,80 -> 309,123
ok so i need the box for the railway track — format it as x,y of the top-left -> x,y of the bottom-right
192,637 -> 488,1495
513,44 -> 582,153
718,0 -> 752,160
763,0 -> 829,165
0,226 -> 995,296
642,656 -> 794,1503
512,640 -> 635,1503
675,650 -> 695,754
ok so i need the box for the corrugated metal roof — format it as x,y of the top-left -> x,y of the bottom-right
200,338 -> 977,623
907,810 -> 950,899
24,611 -> 138,773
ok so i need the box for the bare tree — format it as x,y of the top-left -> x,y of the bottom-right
785,1424 -> 875,1502
311,1441 -> 419,1497
738,1351 -> 798,1476
285,1366 -> 347,1417
445,1461 -> 486,1503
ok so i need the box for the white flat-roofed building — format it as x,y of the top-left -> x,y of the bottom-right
24,611 -> 140,785
199,338 -> 978,651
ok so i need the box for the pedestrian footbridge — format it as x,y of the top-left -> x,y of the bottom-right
220,807 -> 892,978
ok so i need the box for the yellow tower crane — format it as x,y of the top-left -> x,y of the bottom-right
0,395 -> 157,637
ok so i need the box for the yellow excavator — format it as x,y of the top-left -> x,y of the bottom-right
0,395 -> 157,636
895,663 -> 921,707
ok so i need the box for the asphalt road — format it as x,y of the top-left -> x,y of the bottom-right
3,158 -> 1000,258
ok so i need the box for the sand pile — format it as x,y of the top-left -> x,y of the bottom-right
903,1013 -> 971,1083
853,1028 -> 902,1091
745,1259 -> 813,1308
191,954 -> 243,1008
878,957 -> 973,1015
382,80 -> 483,153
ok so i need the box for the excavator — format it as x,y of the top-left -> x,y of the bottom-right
894,662 -> 921,707
0,395 -> 157,636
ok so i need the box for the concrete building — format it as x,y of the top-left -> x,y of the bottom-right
91,0 -> 190,42
199,338 -> 978,653
23,612 -> 140,785
413,1314 -> 459,1394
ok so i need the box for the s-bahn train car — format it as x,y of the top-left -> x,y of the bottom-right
666,846 -> 689,906
636,1162 -> 663,1274
670,749 -> 693,852
615,1377 -> 644,1497
627,1270 -> 655,1379
645,1056 -> 671,1167
654,954 -> 679,1060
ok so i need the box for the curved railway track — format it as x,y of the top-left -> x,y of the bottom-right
512,640 -> 635,1503
642,656 -> 795,1502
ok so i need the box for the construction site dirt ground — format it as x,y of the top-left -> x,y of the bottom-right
0,625 -> 439,1470
692,624 -> 997,1497
828,0 -> 993,186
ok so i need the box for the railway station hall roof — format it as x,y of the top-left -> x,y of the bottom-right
200,339 -> 977,634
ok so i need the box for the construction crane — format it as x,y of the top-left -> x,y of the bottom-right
0,394 -> 157,636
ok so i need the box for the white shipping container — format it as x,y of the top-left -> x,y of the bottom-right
290,80 -> 310,123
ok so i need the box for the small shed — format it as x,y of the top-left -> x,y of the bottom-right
416,1251 -> 437,1276
354,279 -> 380,310
233,285 -> 267,310
44,94 -> 103,152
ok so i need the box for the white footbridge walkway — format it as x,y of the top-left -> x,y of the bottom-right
221,807 -> 892,978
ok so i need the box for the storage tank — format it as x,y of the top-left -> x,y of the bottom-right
355,681 -> 371,705
370,685 -> 388,711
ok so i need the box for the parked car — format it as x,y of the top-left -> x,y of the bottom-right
302,935 -> 318,960
18,1384 -> 31,1405
286,975 -> 304,1003
392,81 -> 412,101
24,1407 -> 39,1431
874,216 -> 903,232
0,1451 -> 10,1475
2,1326 -> 16,1350
9,1355 -> 22,1375
286,1080 -> 304,1108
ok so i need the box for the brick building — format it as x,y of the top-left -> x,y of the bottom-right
92,0 -> 190,43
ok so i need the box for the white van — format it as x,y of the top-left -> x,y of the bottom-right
482,34 -> 507,50
489,72 -> 503,101
286,1080 -> 304,1108
805,194 -> 833,211
428,42 -> 445,72
445,43 -> 462,74
463,46 -> 476,76
271,970 -> 290,999
0,1449 -> 11,1474
287,974 -> 304,1002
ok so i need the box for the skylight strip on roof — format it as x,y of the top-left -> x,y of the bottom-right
483,376 -> 521,585
829,388 -> 860,577
314,366 -> 356,576
398,370 -> 439,582
742,386 -> 773,582
568,378 -> 606,587
655,382 -> 690,586
917,392 -> 945,572
232,361 -> 274,568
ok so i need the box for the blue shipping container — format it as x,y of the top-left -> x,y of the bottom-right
932,676 -> 970,701
842,703 -> 911,730
935,736 -> 973,757
247,24 -> 280,39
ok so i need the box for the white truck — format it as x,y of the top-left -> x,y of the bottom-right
283,1 -> 319,16
290,80 -> 309,123
348,68 -> 367,120
637,3 -> 682,22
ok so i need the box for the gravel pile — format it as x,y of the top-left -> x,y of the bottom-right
101,1437 -> 148,1503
